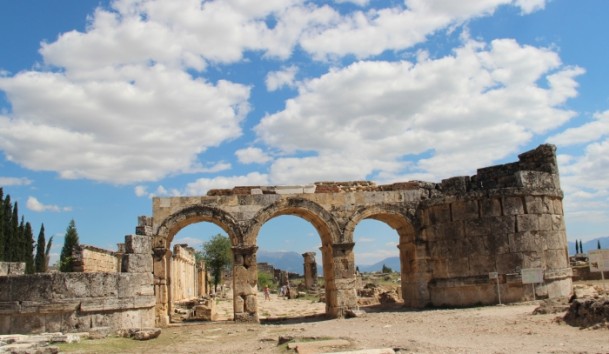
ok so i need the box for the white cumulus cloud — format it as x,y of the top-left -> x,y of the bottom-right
257,38 -> 581,184
26,196 -> 72,212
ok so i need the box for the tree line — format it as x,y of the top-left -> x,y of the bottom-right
0,187 -> 52,273
0,187 -> 80,273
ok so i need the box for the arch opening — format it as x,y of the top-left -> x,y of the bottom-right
153,206 -> 242,326
168,222 -> 235,323
256,215 -> 326,322
246,199 -> 342,320
348,208 -> 419,309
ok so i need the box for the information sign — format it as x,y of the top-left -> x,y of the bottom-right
589,250 -> 609,272
521,268 -> 544,284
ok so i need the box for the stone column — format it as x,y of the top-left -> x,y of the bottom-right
302,252 -> 317,291
153,247 -> 171,326
328,242 -> 357,318
398,242 -> 431,308
197,260 -> 207,297
232,246 -> 259,322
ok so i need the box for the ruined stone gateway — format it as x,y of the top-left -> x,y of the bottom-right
148,144 -> 571,325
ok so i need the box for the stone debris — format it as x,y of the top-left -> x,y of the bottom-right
563,296 -> 609,329
287,339 -> 351,353
0,331 -> 96,354
532,297 -> 570,315
118,327 -> 162,341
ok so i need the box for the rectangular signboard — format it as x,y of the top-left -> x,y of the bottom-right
521,268 -> 544,284
488,272 -> 498,279
589,250 -> 609,272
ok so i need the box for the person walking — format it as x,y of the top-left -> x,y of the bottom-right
264,286 -> 270,301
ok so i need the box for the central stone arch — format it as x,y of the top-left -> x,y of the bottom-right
244,197 -> 348,317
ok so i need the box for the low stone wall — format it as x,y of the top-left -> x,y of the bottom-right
73,245 -> 120,273
0,262 -> 25,276
0,235 -> 155,335
0,272 -> 155,334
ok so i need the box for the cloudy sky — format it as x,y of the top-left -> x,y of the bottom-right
1,0 -> 608,266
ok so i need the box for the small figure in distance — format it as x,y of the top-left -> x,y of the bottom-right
264,285 -> 270,301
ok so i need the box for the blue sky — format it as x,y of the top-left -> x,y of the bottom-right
1,0 -> 608,266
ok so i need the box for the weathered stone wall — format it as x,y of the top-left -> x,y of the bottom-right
421,144 -> 571,306
171,244 -> 197,303
73,245 -> 120,273
0,235 -> 155,335
148,144 -> 571,324
0,262 -> 25,276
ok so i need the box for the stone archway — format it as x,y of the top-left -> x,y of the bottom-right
245,197 -> 356,318
344,205 -> 431,307
152,205 -> 242,326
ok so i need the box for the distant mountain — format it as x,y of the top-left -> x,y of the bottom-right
358,256 -> 400,273
568,236 -> 609,255
257,250 -> 304,274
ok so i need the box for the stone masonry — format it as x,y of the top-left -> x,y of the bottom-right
73,245 -> 120,273
302,252 -> 318,291
0,234 -> 155,334
171,244 -> 197,303
143,144 -> 571,325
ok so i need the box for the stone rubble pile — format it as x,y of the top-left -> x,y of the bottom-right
563,284 -> 609,329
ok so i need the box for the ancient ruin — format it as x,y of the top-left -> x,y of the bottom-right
0,144 -> 572,333
302,252 -> 317,291
147,144 -> 571,325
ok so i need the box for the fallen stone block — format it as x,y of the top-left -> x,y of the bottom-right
118,327 -> 162,341
346,309 -> 366,318
287,339 -> 351,353
132,328 -> 161,341
49,333 -> 81,343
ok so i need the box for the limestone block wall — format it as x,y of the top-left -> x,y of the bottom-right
73,245 -> 120,273
420,145 -> 571,307
0,234 -> 155,335
0,262 -> 25,276
171,244 -> 197,303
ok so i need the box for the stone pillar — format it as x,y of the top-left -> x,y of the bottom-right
328,243 -> 357,318
302,252 -> 317,291
398,242 -> 431,308
197,260 -> 208,297
280,271 -> 289,287
232,246 -> 259,322
153,247 -> 171,327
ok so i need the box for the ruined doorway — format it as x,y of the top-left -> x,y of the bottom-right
256,215 -> 327,322
169,222 -> 235,322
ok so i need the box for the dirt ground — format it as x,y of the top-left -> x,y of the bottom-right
60,290 -> 609,354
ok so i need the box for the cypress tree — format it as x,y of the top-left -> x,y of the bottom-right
24,222 -> 34,274
35,224 -> 46,273
6,201 -> 19,262
575,240 -> 579,254
0,188 -> 4,261
59,219 -> 80,272
598,240 -> 602,250
16,216 -> 25,262
2,195 -> 12,260
580,240 -> 584,254
45,236 -> 54,271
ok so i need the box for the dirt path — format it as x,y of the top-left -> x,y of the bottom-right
60,294 -> 609,354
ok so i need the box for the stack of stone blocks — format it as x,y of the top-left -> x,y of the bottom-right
0,234 -> 155,335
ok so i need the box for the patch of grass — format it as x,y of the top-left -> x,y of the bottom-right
57,331 -> 183,353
